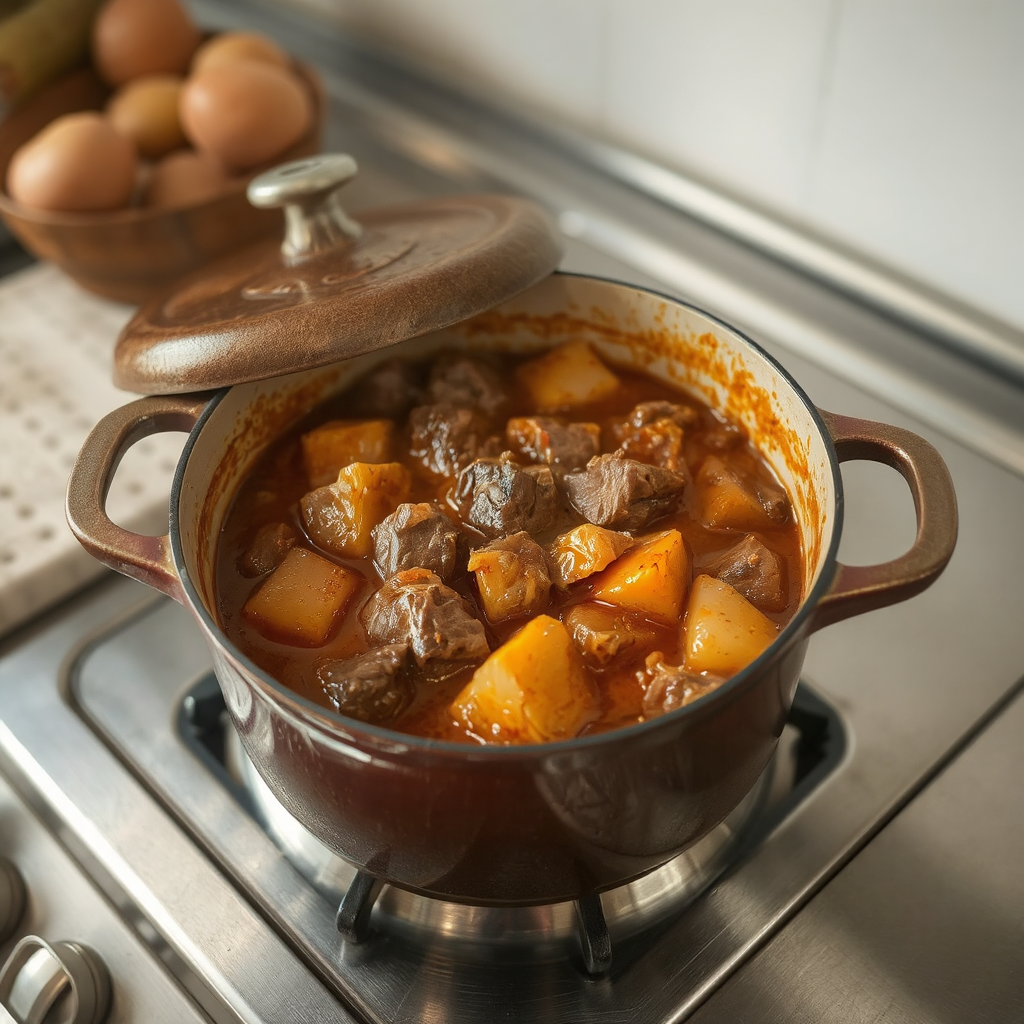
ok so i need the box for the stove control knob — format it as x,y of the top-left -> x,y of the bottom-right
0,937 -> 110,1024
0,861 -> 25,944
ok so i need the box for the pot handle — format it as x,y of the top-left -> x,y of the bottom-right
810,409 -> 958,632
65,394 -> 212,603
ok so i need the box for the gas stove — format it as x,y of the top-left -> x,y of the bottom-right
0,2 -> 1022,1022
65,588 -> 847,1021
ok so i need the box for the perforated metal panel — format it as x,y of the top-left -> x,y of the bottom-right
0,264 -> 185,636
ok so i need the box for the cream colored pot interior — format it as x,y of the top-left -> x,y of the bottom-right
176,275 -> 836,620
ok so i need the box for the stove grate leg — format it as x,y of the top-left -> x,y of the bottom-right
573,893 -> 612,977
335,870 -> 384,944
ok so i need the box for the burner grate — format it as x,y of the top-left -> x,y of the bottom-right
178,670 -> 844,976
70,585 -> 854,1023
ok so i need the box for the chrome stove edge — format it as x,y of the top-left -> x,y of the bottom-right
0,576 -> 354,1024
687,680 -> 1024,1023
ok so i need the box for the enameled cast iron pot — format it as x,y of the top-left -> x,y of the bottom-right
66,156 -> 957,904
67,271 -> 957,905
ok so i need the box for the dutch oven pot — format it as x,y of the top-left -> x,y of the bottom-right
66,159 -> 957,906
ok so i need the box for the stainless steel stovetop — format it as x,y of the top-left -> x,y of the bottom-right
0,2 -> 1022,1022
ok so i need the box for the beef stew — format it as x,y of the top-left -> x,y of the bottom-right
215,343 -> 802,745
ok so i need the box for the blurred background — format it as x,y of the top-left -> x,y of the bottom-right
292,0 -> 1024,333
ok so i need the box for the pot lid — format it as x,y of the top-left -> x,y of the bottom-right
113,154 -> 563,394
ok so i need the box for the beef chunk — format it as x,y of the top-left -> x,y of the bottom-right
754,476 -> 788,522
372,503 -> 459,581
426,355 -> 507,414
563,451 -> 687,532
316,643 -> 413,724
238,523 -> 296,577
409,404 -> 497,478
564,603 -> 658,668
704,534 -> 787,612
506,416 -> 600,472
617,419 -> 686,473
468,531 -> 552,621
613,401 -> 695,473
638,654 -> 721,719
363,568 -> 490,666
300,462 -> 410,558
454,453 -> 559,538
349,359 -> 424,419
702,409 -> 744,451
622,400 -> 699,430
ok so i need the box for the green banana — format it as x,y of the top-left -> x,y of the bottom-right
0,0 -> 106,115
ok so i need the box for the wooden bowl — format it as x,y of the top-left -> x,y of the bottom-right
0,62 -> 324,304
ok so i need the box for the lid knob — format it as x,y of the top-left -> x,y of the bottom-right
247,153 -> 363,264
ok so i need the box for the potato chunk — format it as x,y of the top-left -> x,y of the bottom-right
682,574 -> 778,675
243,547 -> 361,646
451,615 -> 594,744
301,462 -> 411,558
468,532 -> 552,622
301,419 -> 394,487
591,529 -> 688,624
516,341 -> 620,411
695,456 -> 790,531
549,523 -> 633,588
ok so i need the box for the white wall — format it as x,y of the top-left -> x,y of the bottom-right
307,0 -> 1024,332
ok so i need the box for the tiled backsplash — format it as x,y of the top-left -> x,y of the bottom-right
298,0 -> 1024,333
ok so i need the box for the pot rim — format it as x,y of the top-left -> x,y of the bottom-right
169,272 -> 844,758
